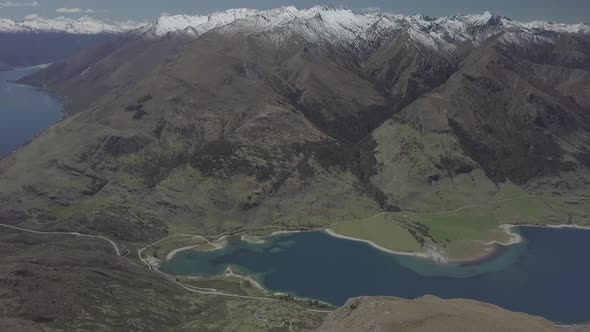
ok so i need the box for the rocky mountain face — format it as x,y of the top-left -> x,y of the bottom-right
3,5 -> 590,239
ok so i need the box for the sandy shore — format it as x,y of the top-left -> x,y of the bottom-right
325,225 -> 527,264
479,224 -> 524,246
324,228 -> 430,259
543,224 -> 590,230
503,223 -> 590,230
166,244 -> 206,261
225,266 -> 268,295
240,235 -> 267,244
165,239 -> 225,261
269,229 -> 309,236
501,223 -> 590,236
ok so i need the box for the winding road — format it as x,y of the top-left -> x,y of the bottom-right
0,223 -> 122,256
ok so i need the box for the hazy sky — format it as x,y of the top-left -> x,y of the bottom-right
0,0 -> 588,23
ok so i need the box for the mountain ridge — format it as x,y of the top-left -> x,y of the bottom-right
141,6 -> 590,39
1,6 -> 588,36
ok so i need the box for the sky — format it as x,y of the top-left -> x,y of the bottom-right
0,0 -> 588,23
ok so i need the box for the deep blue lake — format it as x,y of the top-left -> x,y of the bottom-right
162,227 -> 590,324
0,66 -> 63,158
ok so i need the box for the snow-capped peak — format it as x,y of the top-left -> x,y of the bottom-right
4,7 -> 587,45
140,6 -> 589,44
147,8 -> 261,37
465,11 -> 495,25
0,16 -> 146,34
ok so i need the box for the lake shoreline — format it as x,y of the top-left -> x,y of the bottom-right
1,63 -> 51,73
225,266 -> 268,295
0,65 -> 64,160
322,223 -> 590,264
160,226 -> 590,323
445,224 -> 526,265
324,228 -> 431,259
323,226 -> 521,264
163,222 -> 590,266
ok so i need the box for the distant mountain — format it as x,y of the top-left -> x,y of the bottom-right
0,16 -> 145,34
140,6 -> 589,39
0,16 -> 146,69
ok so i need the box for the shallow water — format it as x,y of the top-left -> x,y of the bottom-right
162,227 -> 590,323
0,66 -> 63,158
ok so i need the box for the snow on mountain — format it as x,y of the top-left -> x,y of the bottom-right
217,6 -> 305,34
498,31 -> 555,49
2,6 -> 587,43
147,8 -> 261,37
140,6 -> 590,54
262,5 -> 380,45
0,16 -> 146,34
523,21 -> 590,34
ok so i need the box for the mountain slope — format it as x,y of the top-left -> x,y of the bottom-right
317,296 -> 560,332
4,5 -> 590,242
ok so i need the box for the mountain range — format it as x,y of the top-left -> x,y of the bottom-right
1,5 -> 590,331
1,6 -> 588,36
0,16 -> 144,34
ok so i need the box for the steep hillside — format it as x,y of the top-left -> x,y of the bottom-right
317,296 -> 561,332
0,226 -> 327,331
4,5 -> 590,244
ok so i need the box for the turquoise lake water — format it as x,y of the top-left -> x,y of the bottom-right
162,227 -> 590,323
0,66 -> 63,158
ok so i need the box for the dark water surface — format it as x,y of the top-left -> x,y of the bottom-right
0,66 -> 63,158
162,227 -> 590,323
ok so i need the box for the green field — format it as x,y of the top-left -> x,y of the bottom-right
328,195 -> 590,260
403,195 -> 590,258
330,214 -> 423,252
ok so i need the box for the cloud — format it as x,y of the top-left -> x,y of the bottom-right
0,1 -> 39,7
24,13 -> 39,20
56,7 -> 95,14
362,7 -> 382,13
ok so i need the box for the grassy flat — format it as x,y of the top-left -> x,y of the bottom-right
328,195 -> 590,260
330,214 -> 423,252
403,195 -> 590,256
